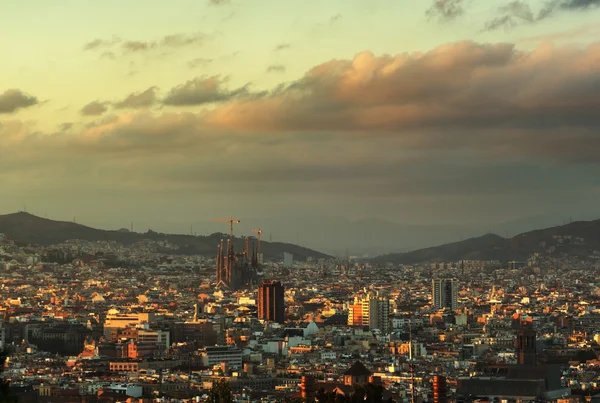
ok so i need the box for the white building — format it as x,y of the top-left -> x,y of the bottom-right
138,329 -> 170,349
201,346 -> 243,369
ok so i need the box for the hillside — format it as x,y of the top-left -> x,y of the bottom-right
372,219 -> 600,265
0,212 -> 328,260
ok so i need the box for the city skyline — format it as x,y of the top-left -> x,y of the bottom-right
2,0 -> 600,235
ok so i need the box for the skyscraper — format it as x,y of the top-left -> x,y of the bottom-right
257,280 -> 285,324
432,278 -> 458,310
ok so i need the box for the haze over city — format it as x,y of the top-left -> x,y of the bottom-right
2,0 -> 600,253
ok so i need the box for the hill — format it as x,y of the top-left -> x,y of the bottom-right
0,212 -> 328,260
371,219 -> 600,265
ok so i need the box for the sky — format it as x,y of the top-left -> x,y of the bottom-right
1,0 -> 600,251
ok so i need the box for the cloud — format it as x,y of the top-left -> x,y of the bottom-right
484,0 -> 600,30
426,0 -> 465,21
274,43 -> 291,52
82,36 -> 121,51
205,40 -> 600,161
188,58 -> 213,68
59,122 -> 73,131
114,87 -> 158,109
100,51 -> 116,60
266,64 -> 286,73
163,76 -> 252,106
0,89 -> 39,114
484,1 -> 535,31
83,33 -> 206,55
80,101 -> 109,116
209,0 -> 230,4
330,14 -> 342,23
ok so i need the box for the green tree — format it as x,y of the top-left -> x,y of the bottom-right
0,349 -> 18,403
206,379 -> 233,403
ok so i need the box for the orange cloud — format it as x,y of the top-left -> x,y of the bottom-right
206,41 -> 600,137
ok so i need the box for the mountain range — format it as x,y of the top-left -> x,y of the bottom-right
371,219 -> 600,265
0,212 -> 328,260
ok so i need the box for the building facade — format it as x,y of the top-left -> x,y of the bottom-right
257,280 -> 285,324
432,278 -> 458,310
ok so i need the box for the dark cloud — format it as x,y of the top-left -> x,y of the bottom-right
426,0 -> 465,21
484,1 -> 535,31
122,40 -> 152,52
484,0 -> 600,30
59,122 -> 73,131
209,0 -> 230,4
0,89 -> 39,114
82,36 -> 120,51
274,43 -> 291,52
83,33 -> 206,55
266,64 -> 286,73
80,101 -> 109,116
114,87 -> 158,109
163,76 -> 252,106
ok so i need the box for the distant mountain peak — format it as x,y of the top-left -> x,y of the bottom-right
372,219 -> 600,264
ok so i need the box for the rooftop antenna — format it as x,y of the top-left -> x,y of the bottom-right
190,224 -> 193,236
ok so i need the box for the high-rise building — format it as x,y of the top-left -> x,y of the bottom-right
348,292 -> 390,333
433,376 -> 447,403
432,278 -> 458,310
283,252 -> 293,267
257,281 -> 285,323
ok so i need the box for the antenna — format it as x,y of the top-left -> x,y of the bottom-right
131,222 -> 134,232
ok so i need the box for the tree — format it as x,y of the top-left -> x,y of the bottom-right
0,349 -> 18,403
206,379 -> 233,403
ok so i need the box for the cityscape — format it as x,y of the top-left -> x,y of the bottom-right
1,212 -> 600,402
2,0 -> 600,402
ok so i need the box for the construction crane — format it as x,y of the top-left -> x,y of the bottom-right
252,228 -> 263,256
212,216 -> 241,238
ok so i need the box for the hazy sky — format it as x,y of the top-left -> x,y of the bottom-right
2,0 -> 600,235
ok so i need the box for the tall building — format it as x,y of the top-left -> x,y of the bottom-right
257,280 -> 285,323
432,278 -> 458,310
216,238 -> 260,290
348,291 -> 390,333
283,252 -> 293,267
433,376 -> 447,403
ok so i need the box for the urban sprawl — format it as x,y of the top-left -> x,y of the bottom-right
1,228 -> 600,403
